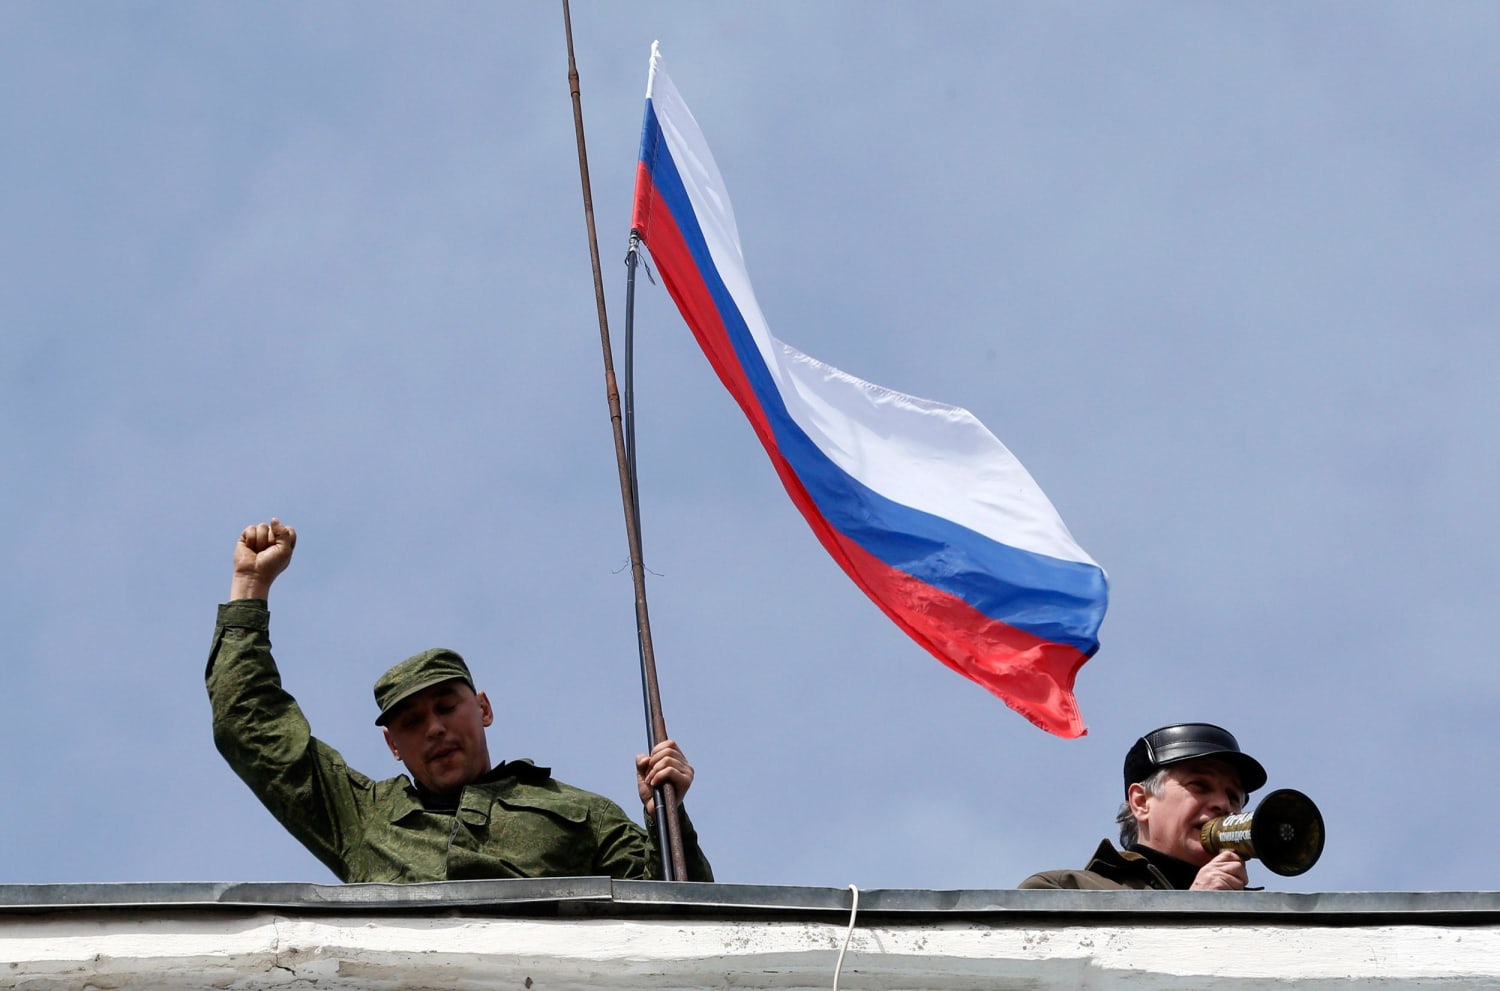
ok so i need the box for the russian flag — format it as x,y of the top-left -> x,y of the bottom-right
630,44 -> 1108,737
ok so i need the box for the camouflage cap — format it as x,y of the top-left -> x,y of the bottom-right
373,648 -> 474,726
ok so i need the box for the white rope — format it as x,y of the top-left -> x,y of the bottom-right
832,883 -> 860,991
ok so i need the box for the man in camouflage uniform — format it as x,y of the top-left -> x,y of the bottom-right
208,518 -> 712,883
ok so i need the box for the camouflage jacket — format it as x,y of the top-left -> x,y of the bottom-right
207,600 -> 712,883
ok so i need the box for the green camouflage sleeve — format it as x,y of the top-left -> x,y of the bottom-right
205,600 -> 373,881
635,806 -> 714,882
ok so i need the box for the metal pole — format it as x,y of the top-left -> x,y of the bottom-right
624,230 -> 673,852
561,0 -> 687,881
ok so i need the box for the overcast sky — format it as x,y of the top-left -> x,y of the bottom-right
4,2 -> 1498,893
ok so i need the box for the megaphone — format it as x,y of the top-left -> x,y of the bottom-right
1200,788 -> 1325,877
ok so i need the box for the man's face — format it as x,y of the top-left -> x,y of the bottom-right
1130,758 -> 1247,866
381,680 -> 494,796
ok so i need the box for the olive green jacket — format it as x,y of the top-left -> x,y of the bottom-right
1018,840 -> 1174,890
207,600 -> 712,884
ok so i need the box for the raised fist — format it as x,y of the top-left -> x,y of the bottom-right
230,517 -> 297,600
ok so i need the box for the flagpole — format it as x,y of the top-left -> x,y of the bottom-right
562,0 -> 688,882
622,229 -> 674,857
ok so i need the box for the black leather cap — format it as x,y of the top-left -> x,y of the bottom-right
1123,722 -> 1267,794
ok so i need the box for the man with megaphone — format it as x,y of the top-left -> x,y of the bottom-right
1020,722 -> 1271,890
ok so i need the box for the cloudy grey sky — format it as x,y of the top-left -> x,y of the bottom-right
3,2 -> 1497,892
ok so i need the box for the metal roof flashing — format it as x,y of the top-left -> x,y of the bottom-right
2,879 -> 1499,923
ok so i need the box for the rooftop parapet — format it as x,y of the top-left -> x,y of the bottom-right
4,880 -> 1499,989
